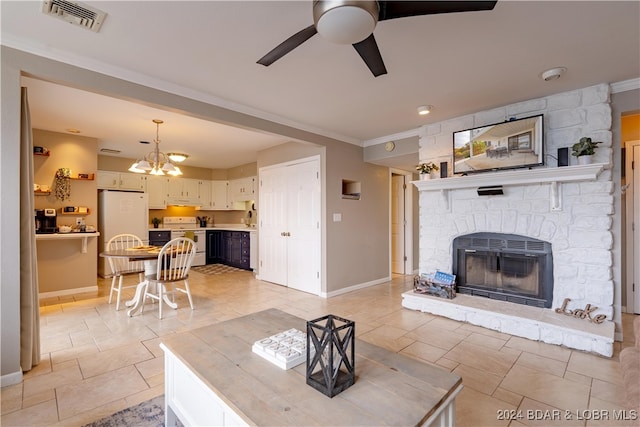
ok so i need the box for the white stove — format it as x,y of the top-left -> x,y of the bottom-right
163,217 -> 205,266
163,216 -> 198,229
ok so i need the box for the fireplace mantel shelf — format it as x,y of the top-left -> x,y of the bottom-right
412,163 -> 605,191
412,163 -> 606,211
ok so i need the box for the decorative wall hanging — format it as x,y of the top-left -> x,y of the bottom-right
54,167 -> 71,201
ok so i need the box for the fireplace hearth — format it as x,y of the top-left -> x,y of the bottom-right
453,233 -> 553,308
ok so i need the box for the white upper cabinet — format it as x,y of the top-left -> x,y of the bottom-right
97,171 -> 146,192
167,177 -> 200,205
146,176 -> 168,209
196,180 -> 212,210
229,176 -> 256,202
211,180 -> 230,210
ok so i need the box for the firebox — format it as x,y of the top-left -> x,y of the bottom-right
452,233 -> 553,308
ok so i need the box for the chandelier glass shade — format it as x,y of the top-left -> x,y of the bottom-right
129,119 -> 183,176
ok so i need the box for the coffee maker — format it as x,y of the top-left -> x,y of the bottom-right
35,208 -> 58,234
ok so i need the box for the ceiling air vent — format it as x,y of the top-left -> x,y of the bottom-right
100,148 -> 121,154
41,0 -> 107,32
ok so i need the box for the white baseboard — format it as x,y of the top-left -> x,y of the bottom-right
39,285 -> 98,299
321,276 -> 391,298
1,370 -> 23,387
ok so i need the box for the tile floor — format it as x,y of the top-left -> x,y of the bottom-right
1,270 -> 638,427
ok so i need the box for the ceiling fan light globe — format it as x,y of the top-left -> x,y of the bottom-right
314,1 -> 378,44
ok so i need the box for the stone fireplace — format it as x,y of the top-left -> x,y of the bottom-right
403,83 -> 616,357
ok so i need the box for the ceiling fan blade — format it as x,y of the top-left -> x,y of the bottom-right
353,34 -> 387,77
379,1 -> 497,21
257,25 -> 318,66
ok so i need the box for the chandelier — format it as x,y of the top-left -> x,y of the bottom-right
129,119 -> 183,176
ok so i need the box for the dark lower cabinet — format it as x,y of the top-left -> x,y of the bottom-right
206,230 -> 251,270
206,230 -> 224,264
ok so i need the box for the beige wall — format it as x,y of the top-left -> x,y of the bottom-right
33,129 -> 98,293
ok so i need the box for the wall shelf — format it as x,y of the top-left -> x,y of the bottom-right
70,173 -> 95,180
60,209 -> 90,216
34,190 -> 51,196
33,152 -> 50,157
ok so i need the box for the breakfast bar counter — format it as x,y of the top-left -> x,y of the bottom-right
160,308 -> 462,427
35,232 -> 100,253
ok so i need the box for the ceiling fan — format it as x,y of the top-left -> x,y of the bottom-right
257,1 -> 497,77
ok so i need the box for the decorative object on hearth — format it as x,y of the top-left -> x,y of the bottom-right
306,314 -> 355,398
554,298 -> 606,324
414,271 -> 456,299
416,162 -> 439,180
571,137 -> 601,165
54,167 -> 71,201
129,119 -> 183,176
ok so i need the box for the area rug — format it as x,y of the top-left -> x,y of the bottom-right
192,263 -> 246,275
82,395 -> 176,427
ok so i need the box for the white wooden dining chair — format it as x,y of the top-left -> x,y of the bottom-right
142,237 -> 196,319
106,233 -> 145,310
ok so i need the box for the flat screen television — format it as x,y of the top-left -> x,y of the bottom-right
453,114 -> 544,175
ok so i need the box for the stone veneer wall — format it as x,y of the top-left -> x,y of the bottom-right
418,83 -> 614,319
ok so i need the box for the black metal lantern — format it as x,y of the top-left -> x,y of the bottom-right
306,314 -> 355,398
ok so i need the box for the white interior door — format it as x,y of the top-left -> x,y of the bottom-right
286,160 -> 321,294
258,158 -> 321,295
391,174 -> 405,274
258,167 -> 288,285
627,141 -> 640,313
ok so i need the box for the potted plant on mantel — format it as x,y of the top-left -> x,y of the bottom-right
416,162 -> 439,180
571,137 -> 601,165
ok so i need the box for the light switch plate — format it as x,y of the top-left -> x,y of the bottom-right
333,213 -> 342,222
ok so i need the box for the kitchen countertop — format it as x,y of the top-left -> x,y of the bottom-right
149,224 -> 257,232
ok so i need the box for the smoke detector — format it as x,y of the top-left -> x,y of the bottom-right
540,67 -> 567,82
41,0 -> 107,32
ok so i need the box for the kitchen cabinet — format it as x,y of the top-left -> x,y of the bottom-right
226,231 -> 250,270
210,180 -> 230,210
167,177 -> 199,205
206,230 -> 224,263
206,230 -> 251,270
259,158 -> 320,294
229,176 -> 255,202
197,180 -> 212,209
146,176 -> 168,209
97,171 -> 146,192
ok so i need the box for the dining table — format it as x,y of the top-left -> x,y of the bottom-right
99,246 -> 177,317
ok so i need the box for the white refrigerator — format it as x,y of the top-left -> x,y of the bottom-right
98,190 -> 149,277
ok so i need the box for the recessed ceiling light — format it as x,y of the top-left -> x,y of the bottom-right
66,128 -> 81,134
417,105 -> 432,115
540,67 -> 567,81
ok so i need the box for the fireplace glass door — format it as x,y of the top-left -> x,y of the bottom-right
453,233 -> 553,308
465,251 -> 541,298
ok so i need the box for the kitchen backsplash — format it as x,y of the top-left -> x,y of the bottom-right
149,204 -> 255,226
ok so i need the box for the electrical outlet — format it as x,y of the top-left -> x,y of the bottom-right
76,218 -> 83,225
